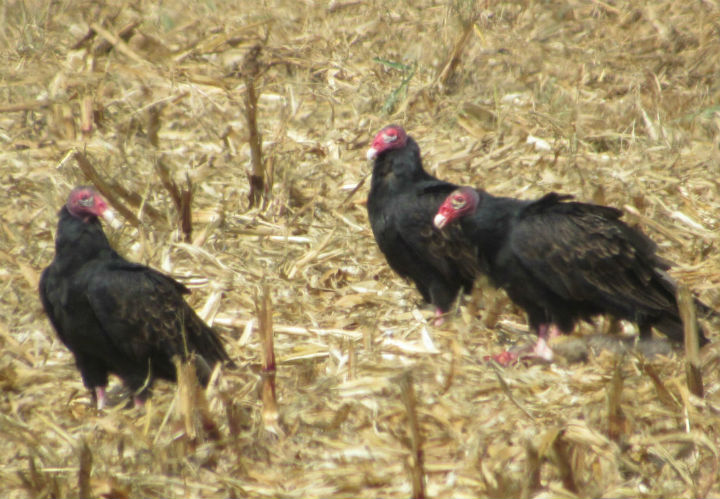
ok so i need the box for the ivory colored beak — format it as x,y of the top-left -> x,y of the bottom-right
101,208 -> 123,229
433,213 -> 448,229
366,147 -> 378,161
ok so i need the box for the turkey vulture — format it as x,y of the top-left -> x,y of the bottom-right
39,186 -> 232,409
366,125 -> 475,323
433,186 -> 713,363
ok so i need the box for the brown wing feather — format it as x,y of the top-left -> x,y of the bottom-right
510,201 -> 674,312
86,263 -> 229,371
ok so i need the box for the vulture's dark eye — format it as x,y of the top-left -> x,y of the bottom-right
451,196 -> 466,209
78,195 -> 93,207
382,132 -> 397,143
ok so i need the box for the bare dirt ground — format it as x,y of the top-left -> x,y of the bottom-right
1,0 -> 720,497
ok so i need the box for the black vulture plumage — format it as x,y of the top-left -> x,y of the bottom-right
39,186 -> 231,408
434,186 -> 713,362
366,125 -> 475,323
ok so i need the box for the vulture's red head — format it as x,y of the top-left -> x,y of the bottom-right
66,186 -> 121,228
433,187 -> 479,229
366,125 -> 408,160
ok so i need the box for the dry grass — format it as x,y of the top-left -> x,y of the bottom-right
1,0 -> 720,497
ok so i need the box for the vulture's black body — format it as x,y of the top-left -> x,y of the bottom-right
446,188 -> 711,346
40,201 -> 230,405
367,129 -> 474,314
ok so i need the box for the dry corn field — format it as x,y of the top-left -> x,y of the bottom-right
2,0 -> 720,497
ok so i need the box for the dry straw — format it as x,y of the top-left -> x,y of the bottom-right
1,0 -> 719,497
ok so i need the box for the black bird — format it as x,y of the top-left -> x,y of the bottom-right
366,125 -> 475,324
39,186 -> 231,408
434,186 -> 713,363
